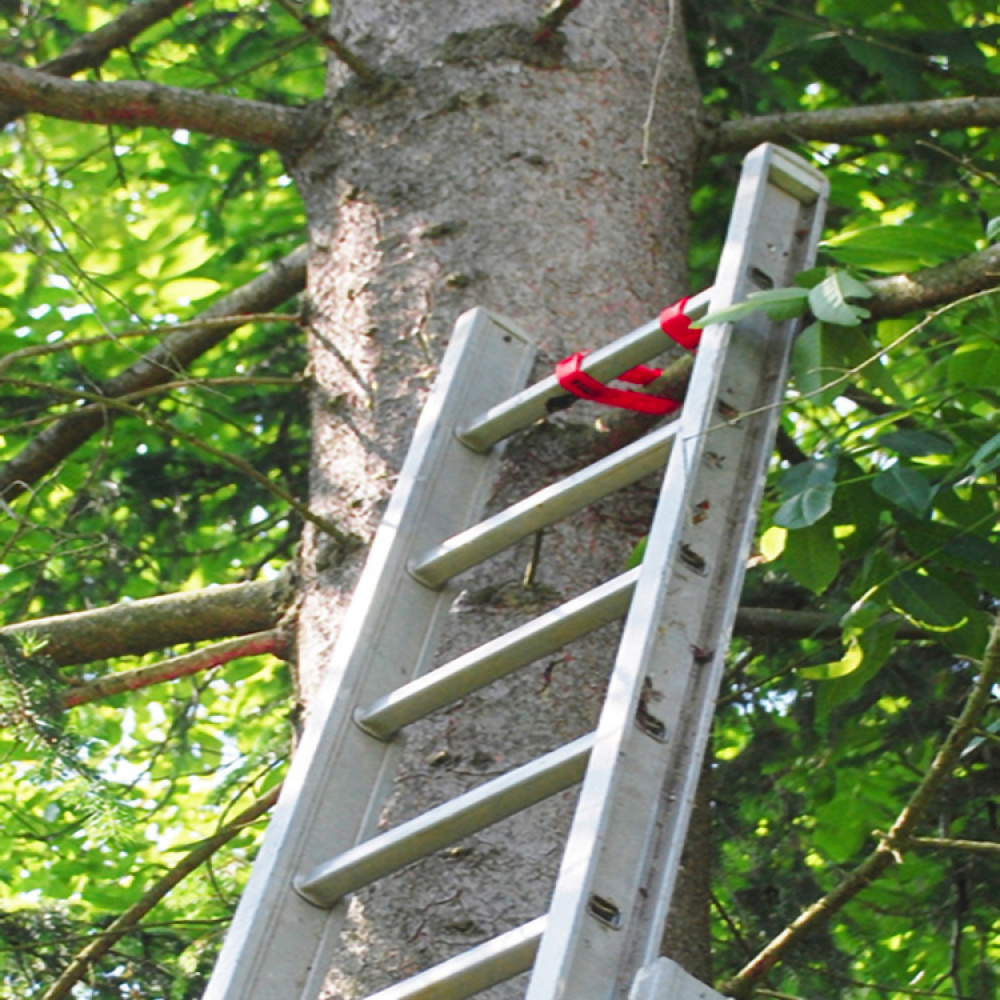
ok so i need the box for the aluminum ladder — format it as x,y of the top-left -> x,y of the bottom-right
203,143 -> 828,1000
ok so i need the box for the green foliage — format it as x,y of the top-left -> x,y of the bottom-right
0,1 -> 309,995
1,1 -> 1000,997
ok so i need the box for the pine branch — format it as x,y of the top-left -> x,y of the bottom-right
0,0 -> 191,127
40,785 -> 281,1000
0,61 -> 311,150
0,245 -> 307,503
708,95 -> 1000,156
718,613 -> 1000,999
0,573 -> 289,668
60,631 -> 287,709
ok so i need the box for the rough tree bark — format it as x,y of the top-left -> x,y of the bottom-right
288,1 -> 706,995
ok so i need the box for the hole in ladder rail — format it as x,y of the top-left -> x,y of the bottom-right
750,266 -> 775,289
680,544 -> 707,576
587,894 -> 623,929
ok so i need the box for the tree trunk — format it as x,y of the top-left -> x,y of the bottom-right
290,3 -> 704,994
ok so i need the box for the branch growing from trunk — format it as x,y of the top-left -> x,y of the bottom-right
0,572 -> 290,668
272,0 -> 377,80
60,630 -> 287,709
0,0 -> 191,128
0,245 -> 307,502
0,61 -> 311,150
40,785 -> 281,1000
708,96 -> 1000,156
718,613 -> 1000,999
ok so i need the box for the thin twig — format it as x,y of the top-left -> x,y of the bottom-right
40,785 -> 281,1000
718,614 -> 1000,998
641,0 -> 680,167
271,0 -> 376,81
533,0 -> 585,44
0,375 -> 355,550
0,314 -> 295,374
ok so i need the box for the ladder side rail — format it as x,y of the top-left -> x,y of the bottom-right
458,289 -> 712,452
632,151 -> 830,975
524,144 -> 828,1000
202,310 -> 537,1000
356,569 -> 639,740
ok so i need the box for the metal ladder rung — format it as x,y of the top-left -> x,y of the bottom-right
294,735 -> 593,908
364,916 -> 547,1000
409,421 -> 678,589
457,289 -> 712,453
355,569 -> 639,740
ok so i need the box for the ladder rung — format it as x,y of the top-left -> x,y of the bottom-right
363,916 -> 546,1000
457,289 -> 712,452
409,421 -> 678,588
355,568 -> 639,740
294,735 -> 593,908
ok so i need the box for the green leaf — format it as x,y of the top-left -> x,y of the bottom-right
695,286 -> 809,327
872,464 -> 933,517
625,536 -> 647,569
965,431 -> 1000,478
987,217 -> 1000,243
807,271 -> 872,327
783,518 -> 840,593
775,456 -> 838,528
888,571 -> 970,631
822,224 -> 976,273
878,430 -> 953,457
814,621 -> 897,722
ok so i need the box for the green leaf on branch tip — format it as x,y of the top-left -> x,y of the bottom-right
693,286 -> 809,327
987,217 -> 1000,243
872,464 -> 934,518
807,271 -> 872,327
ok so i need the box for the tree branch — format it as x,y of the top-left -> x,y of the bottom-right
708,96 -> 1000,156
0,244 -> 307,503
0,572 -> 291,667
0,61 -> 311,150
60,630 -> 287,709
718,613 -> 1000,999
868,244 -> 1000,318
40,785 -> 281,1000
1,0 -> 191,128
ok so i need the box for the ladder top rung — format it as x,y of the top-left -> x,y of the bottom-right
457,289 -> 712,453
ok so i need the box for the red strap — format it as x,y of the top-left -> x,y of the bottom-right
554,353 -> 681,415
659,296 -> 700,351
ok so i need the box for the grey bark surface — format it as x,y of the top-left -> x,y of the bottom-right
289,3 -> 704,995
